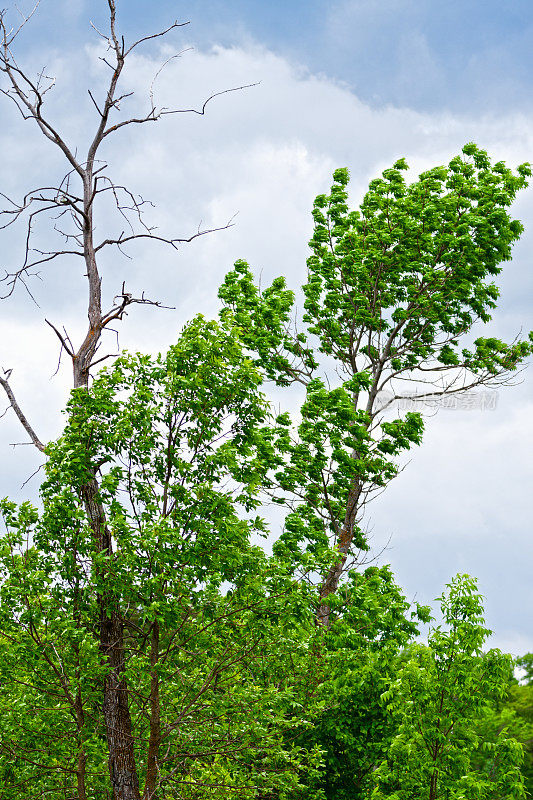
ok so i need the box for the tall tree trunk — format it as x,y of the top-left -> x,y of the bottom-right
74,161 -> 141,799
0,7 -> 206,797
101,606 -> 141,800
82,476 -> 141,800
317,480 -> 362,627
429,769 -> 438,800
74,687 -> 88,800
143,621 -> 161,800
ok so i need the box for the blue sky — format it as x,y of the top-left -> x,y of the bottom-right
2,0 -> 532,652
191,0 -> 533,112
21,0 -> 533,112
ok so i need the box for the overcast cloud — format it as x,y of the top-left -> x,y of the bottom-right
0,5 -> 532,653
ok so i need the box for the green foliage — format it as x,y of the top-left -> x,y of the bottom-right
510,680 -> 533,794
371,575 -> 526,800
305,149 -> 530,368
219,144 -> 532,570
299,566 -> 431,799
0,317 -> 326,798
474,654 -> 533,797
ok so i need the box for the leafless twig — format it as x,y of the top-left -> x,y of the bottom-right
0,370 -> 44,451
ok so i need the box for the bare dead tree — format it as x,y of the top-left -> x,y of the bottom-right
0,3 -> 256,798
0,1 -> 256,390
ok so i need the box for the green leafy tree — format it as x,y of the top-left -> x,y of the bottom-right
218,144 -> 533,627
0,317 -> 325,799
372,575 -> 526,800
510,666 -> 533,795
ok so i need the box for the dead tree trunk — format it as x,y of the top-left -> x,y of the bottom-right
82,476 -> 142,800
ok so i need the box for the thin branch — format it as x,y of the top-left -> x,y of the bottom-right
0,249 -> 82,300
100,283 -> 174,328
4,0 -> 42,46
20,462 -> 44,489
45,318 -> 74,357
87,89 -> 103,117
149,48 -> 193,109
95,217 -> 237,254
162,82 -> 260,116
0,372 -> 44,452
102,83 -> 260,138
125,20 -> 190,56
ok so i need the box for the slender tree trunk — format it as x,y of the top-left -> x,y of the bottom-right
82,476 -> 141,800
74,689 -> 88,800
429,769 -> 438,800
317,480 -> 362,627
76,754 -> 88,800
73,162 -> 141,799
317,365 -> 390,626
143,621 -> 161,800
101,606 -> 141,800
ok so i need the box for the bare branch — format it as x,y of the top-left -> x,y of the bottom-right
1,249 -> 82,300
102,83 -> 260,138
20,462 -> 44,490
149,48 -> 193,109
0,371 -> 44,452
95,217 -> 237,254
89,19 -> 109,42
0,22 -> 84,175
162,82 -> 261,117
125,20 -> 190,56
90,352 -> 119,368
45,318 -> 74,357
100,281 -> 174,328
3,1 -> 42,46
87,88 -> 104,117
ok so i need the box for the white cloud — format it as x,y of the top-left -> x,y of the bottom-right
1,38 -> 532,650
